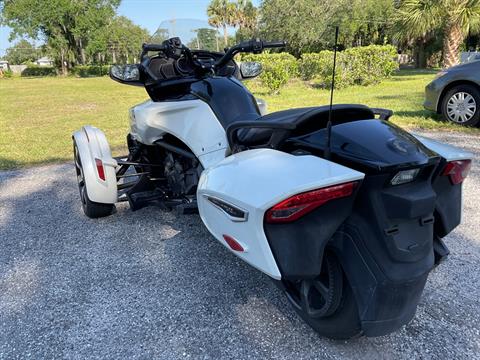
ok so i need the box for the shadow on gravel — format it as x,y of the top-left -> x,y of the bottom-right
1,159 -> 479,359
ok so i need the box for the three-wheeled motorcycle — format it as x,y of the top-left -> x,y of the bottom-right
73,36 -> 472,339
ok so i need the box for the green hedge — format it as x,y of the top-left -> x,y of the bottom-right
242,52 -> 298,94
299,45 -> 398,88
21,66 -> 57,77
240,45 -> 397,93
71,65 -> 110,77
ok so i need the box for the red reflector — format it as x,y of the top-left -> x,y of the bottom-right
223,235 -> 244,252
95,158 -> 106,181
265,181 -> 359,224
442,160 -> 471,185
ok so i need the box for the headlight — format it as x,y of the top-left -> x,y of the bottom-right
434,71 -> 448,79
391,169 -> 420,186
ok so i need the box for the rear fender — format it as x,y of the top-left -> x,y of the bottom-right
414,134 -> 473,237
72,126 -> 117,204
413,134 -> 473,162
197,148 -> 364,279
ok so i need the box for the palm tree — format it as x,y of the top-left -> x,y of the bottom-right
395,0 -> 480,68
207,0 -> 236,47
234,0 -> 258,32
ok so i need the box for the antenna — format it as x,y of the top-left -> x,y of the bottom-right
324,26 -> 339,160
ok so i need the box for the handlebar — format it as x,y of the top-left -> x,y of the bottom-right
262,40 -> 287,48
215,39 -> 286,68
139,38 -> 286,82
142,43 -> 166,52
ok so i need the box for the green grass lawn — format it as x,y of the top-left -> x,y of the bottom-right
0,70 -> 477,170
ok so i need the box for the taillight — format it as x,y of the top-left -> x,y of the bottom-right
95,158 -> 106,181
442,160 -> 471,185
265,181 -> 358,224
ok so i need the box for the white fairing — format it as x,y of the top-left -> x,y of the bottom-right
72,126 -> 118,204
197,149 -> 365,279
413,134 -> 473,161
130,99 -> 228,168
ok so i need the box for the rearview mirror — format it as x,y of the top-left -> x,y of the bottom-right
240,62 -> 262,79
110,64 -> 141,84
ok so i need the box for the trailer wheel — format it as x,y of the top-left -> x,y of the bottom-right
73,141 -> 115,218
283,250 -> 362,340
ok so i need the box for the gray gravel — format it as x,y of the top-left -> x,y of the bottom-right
0,131 -> 479,360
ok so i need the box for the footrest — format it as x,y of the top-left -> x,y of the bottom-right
127,190 -> 166,211
176,201 -> 198,215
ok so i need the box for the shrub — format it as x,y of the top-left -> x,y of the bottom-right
260,62 -> 290,94
21,65 -> 57,77
0,69 -> 14,79
242,52 -> 298,94
71,65 -> 110,78
299,45 -> 398,88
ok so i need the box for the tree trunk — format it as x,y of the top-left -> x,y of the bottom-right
112,51 -> 116,64
223,25 -> 228,47
61,49 -> 67,76
414,38 -> 427,69
79,39 -> 86,65
442,21 -> 463,68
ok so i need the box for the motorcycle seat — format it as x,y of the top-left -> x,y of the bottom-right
235,104 -> 375,146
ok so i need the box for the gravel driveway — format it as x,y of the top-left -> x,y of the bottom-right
0,131 -> 479,359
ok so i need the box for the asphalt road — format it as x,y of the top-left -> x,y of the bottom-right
1,131 -> 479,359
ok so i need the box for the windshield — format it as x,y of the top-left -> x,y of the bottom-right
150,19 -> 222,52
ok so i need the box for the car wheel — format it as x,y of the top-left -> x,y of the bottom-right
73,141 -> 115,218
282,250 -> 362,340
441,85 -> 480,126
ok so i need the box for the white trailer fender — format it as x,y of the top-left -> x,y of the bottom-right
197,148 -> 365,279
413,134 -> 473,161
72,126 -> 118,204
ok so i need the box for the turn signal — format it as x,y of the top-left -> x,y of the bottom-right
442,160 -> 471,185
265,181 -> 359,223
95,158 -> 106,181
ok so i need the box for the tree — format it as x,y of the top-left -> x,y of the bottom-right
87,16 -> 150,64
4,39 -> 39,64
395,0 -> 480,68
234,0 -> 257,32
1,0 -> 120,74
207,0 -> 236,46
333,0 -> 394,47
259,0 -> 394,56
260,0 -> 354,56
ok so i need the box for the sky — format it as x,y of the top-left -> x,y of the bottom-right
0,0 -> 261,57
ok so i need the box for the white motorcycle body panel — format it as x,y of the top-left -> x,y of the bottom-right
413,134 -> 473,161
197,148 -> 365,279
130,99 -> 229,169
72,126 -> 118,204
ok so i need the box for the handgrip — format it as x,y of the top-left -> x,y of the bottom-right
142,43 -> 166,52
262,41 -> 287,48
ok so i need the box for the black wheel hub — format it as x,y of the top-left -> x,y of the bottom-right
285,251 -> 343,318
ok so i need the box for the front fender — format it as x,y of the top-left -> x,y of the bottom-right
72,126 -> 117,204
